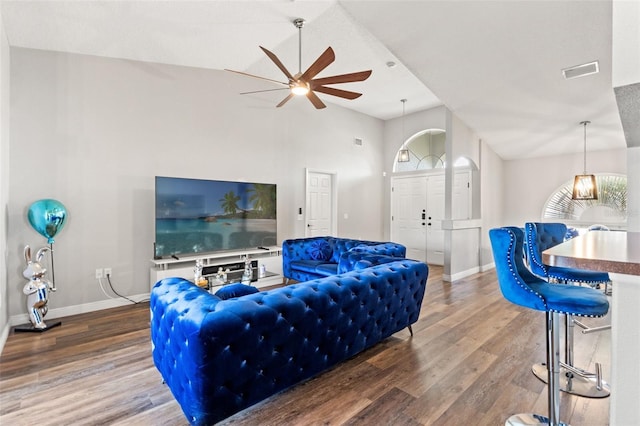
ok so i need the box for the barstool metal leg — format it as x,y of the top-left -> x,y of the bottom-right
566,314 -> 574,367
506,311 -> 568,426
531,313 -> 610,398
547,311 -> 562,425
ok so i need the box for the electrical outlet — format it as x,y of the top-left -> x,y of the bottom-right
95,268 -> 103,279
104,267 -> 112,277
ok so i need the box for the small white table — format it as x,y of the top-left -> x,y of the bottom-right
543,231 -> 640,426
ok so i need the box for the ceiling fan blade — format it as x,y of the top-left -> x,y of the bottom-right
313,86 -> 362,100
306,90 -> 327,109
276,93 -> 295,108
300,47 -> 336,83
225,69 -> 289,86
260,46 -> 295,81
240,88 -> 290,95
311,70 -> 372,87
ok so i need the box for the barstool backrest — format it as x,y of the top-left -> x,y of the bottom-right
525,222 -> 566,278
489,227 -> 547,312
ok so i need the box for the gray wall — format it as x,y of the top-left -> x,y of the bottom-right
503,148 -> 627,227
479,138 -> 505,268
0,9 -> 10,343
6,47 -> 385,320
2,46 -> 631,332
381,105 -> 448,240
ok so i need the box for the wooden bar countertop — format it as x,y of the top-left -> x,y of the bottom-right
542,231 -> 640,276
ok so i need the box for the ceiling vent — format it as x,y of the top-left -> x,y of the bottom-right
562,61 -> 599,80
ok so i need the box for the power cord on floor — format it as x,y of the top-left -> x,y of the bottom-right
98,273 -> 149,304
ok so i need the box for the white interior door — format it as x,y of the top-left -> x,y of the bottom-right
306,171 -> 334,237
391,176 -> 427,262
426,174 -> 445,265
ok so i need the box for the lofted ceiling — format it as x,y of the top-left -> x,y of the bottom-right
0,0 -> 628,160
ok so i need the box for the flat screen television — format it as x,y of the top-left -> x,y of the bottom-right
154,176 -> 277,259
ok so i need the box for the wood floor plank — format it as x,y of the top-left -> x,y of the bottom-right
0,265 -> 611,425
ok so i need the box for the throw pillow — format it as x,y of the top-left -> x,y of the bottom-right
215,283 -> 259,300
308,240 -> 332,261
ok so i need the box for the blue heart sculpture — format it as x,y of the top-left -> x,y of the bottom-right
27,199 -> 67,244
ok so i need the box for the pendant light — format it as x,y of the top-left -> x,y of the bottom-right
572,120 -> 598,200
397,99 -> 410,162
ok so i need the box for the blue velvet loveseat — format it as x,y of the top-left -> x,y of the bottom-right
150,259 -> 428,425
282,236 -> 406,282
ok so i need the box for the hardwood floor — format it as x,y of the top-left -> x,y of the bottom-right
0,266 -> 611,425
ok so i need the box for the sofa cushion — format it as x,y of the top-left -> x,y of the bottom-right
330,239 -> 373,263
307,240 -> 333,261
314,263 -> 339,276
215,283 -> 259,300
290,259 -> 328,274
354,260 -> 373,270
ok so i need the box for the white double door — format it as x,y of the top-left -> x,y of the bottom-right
391,172 -> 470,265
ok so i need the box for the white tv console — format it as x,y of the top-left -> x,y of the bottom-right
149,246 -> 283,291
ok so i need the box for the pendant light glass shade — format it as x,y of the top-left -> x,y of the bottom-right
398,149 -> 410,162
572,121 -> 598,200
397,99 -> 410,162
572,174 -> 598,200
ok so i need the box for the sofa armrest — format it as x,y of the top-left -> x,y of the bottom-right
282,236 -> 333,278
215,283 -> 259,299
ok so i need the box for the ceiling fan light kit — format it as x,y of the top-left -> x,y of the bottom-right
572,120 -> 598,200
291,81 -> 310,96
226,18 -> 372,109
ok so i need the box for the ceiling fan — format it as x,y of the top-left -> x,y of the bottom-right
225,18 -> 372,109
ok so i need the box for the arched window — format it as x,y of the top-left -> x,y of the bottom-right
394,129 -> 446,172
542,174 -> 627,229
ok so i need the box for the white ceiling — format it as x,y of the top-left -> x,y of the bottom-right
0,0 -> 628,160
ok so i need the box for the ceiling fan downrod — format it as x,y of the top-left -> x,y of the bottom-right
293,18 -> 305,76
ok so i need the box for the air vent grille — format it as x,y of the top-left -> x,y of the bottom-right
562,61 -> 599,80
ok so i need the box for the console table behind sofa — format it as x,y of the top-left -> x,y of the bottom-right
150,259 -> 428,425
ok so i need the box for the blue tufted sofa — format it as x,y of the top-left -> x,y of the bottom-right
150,259 -> 428,425
282,236 -> 406,282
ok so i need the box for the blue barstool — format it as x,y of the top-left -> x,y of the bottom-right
525,222 -> 612,289
490,227 -> 609,426
525,222 -> 610,398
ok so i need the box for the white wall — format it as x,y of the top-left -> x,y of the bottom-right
445,112 -> 481,279
0,8 -> 10,344
479,139 -> 505,268
502,148 -> 627,227
382,105 -> 447,240
6,48 -> 385,320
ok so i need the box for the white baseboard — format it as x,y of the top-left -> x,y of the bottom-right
9,293 -> 150,327
0,322 -> 10,356
480,262 -> 495,272
443,266 -> 481,282
443,262 -> 495,282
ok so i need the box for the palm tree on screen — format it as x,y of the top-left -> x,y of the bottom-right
220,191 -> 240,216
248,184 -> 276,218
